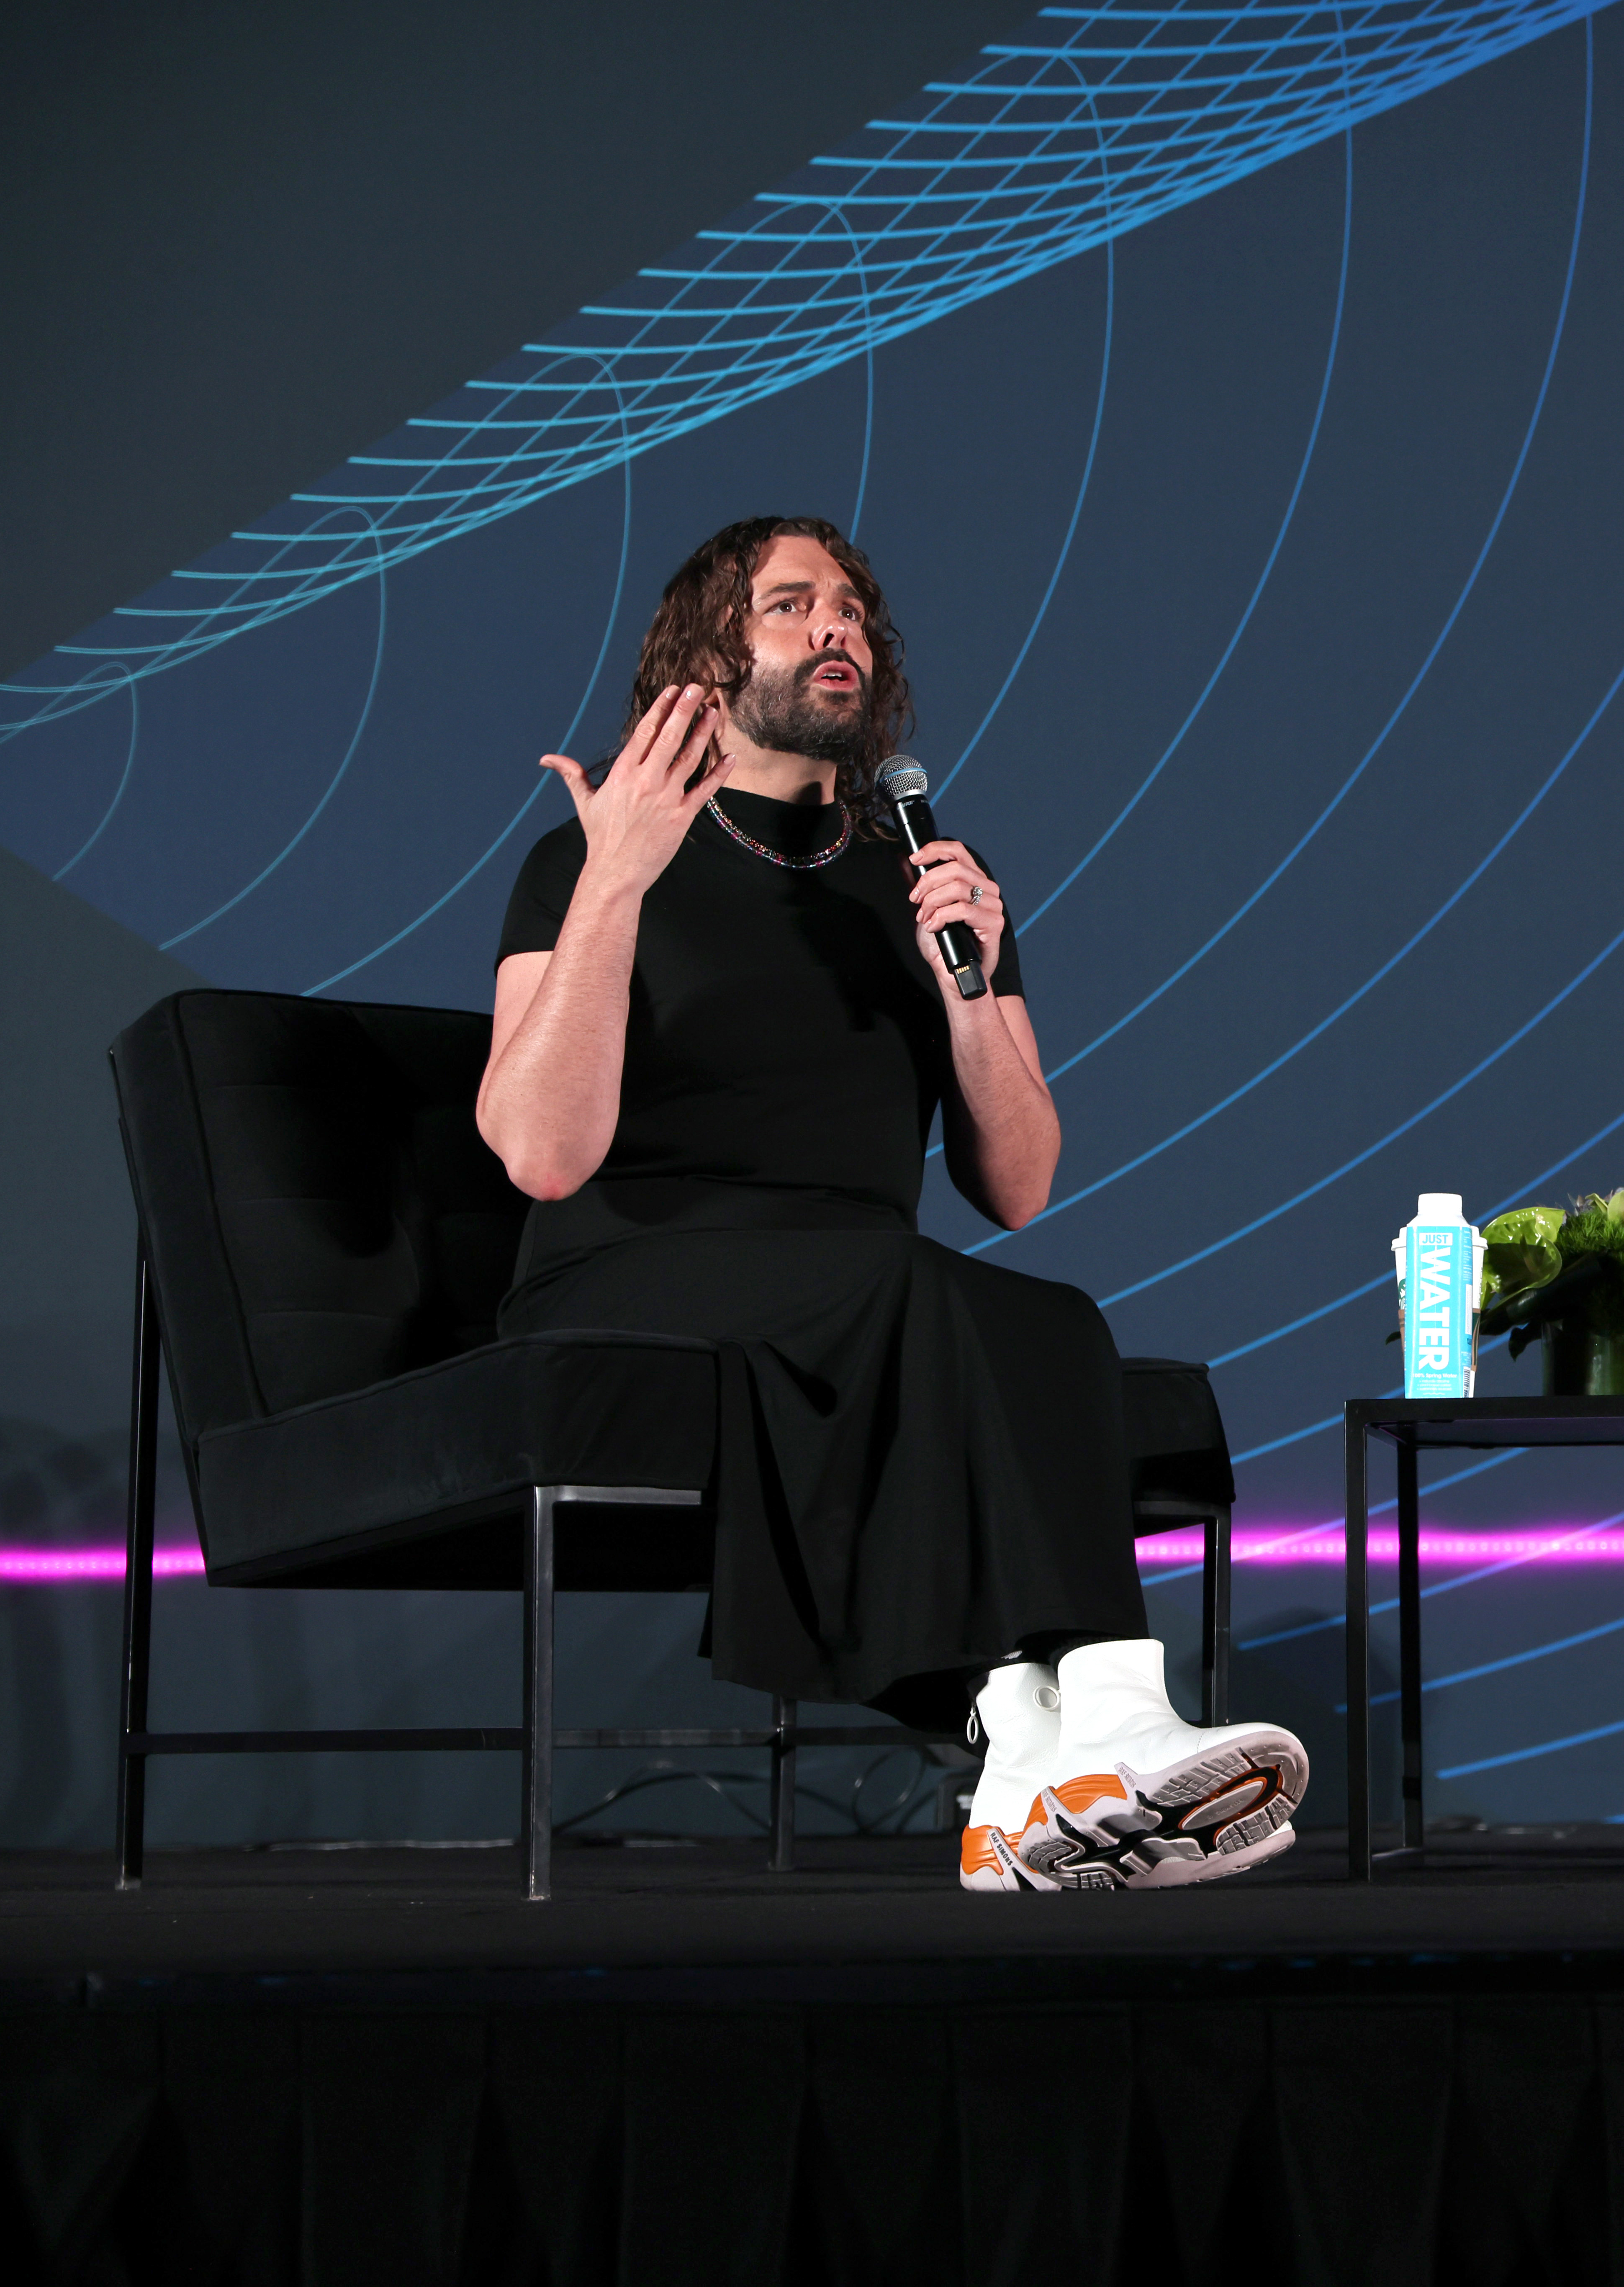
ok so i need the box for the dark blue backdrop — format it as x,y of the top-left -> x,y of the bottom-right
4,2 -> 1621,1841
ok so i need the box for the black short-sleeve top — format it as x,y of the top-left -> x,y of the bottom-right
496,786 -> 1024,1257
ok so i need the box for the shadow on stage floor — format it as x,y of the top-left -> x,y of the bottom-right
7,1824 -> 1624,1996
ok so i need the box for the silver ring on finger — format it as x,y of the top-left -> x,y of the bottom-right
969,882 -> 983,905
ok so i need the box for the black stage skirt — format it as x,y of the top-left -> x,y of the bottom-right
498,1179 -> 1146,1724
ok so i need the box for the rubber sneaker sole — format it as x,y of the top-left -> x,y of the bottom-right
1015,1734 -> 1306,1892
959,1822 -> 1062,1893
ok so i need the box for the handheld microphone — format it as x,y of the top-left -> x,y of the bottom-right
876,756 -> 988,1001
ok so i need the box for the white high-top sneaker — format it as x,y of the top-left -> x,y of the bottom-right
1014,1639 -> 1308,1892
959,1662 -> 1064,1892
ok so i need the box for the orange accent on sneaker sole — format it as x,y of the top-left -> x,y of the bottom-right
960,1825 -> 1005,1876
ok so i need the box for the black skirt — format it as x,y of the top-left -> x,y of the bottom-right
498,1183 -> 1146,1722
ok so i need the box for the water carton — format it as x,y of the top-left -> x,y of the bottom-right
1392,1192 -> 1485,1399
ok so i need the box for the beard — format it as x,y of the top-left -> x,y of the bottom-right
731,655 -> 873,770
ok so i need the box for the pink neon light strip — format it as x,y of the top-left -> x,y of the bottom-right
1136,1527 -> 1624,1566
0,1546 -> 206,1583
5,1529 -> 1624,1581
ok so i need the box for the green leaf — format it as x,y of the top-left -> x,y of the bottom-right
1480,1238 -> 1563,1316
1481,1206 -> 1566,1249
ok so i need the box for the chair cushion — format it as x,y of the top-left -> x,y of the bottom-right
196,1331 -> 718,1591
1121,1356 -> 1235,1510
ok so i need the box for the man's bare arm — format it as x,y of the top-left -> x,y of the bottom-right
476,685 -> 725,1199
907,838 -> 1060,1228
480,902 -> 633,1200
940,993 -> 1061,1229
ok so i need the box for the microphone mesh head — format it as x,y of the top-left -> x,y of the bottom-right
877,756 -> 928,802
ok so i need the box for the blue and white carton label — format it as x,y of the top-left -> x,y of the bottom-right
1397,1192 -> 1480,1398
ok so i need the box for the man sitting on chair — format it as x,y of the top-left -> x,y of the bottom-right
478,515 -> 1308,1892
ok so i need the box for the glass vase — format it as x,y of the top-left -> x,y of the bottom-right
1541,1321 -> 1624,1397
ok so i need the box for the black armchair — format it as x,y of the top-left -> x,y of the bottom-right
108,990 -> 1235,1901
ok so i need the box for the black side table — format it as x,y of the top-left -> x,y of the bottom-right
1345,1395 -> 1624,1880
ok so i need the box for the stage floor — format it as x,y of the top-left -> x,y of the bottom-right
6,1827 -> 1624,1995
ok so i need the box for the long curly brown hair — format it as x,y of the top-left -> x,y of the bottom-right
621,516 -> 912,821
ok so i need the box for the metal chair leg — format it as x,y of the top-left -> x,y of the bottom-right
521,1487 -> 556,1901
116,1250 -> 160,1891
1201,1506 -> 1232,1725
769,1694 -> 797,1871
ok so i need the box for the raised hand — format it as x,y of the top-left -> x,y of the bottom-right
541,684 -> 729,898
907,839 -> 1004,990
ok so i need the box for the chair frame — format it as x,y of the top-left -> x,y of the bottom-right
116,1250 -> 945,1902
1132,1494 -> 1233,1726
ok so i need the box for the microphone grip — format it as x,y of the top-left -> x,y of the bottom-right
892,793 -> 988,1002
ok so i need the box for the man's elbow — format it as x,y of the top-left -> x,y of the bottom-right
476,1099 -> 581,1202
499,1150 -> 583,1203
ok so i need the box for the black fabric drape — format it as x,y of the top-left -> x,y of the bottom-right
2,1991 -> 1618,2284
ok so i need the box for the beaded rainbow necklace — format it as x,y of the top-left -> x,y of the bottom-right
704,795 -> 852,871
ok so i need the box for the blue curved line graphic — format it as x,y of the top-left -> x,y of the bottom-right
5,6 -> 1590,717
1232,1318 -> 1509,1463
823,203 -> 876,541
922,105 -> 1343,1162
972,880 -> 1624,1306
1227,1411 -> 1354,1467
933,234 -> 1116,803
1439,1711 -> 1624,1781
933,50 -> 1124,801
974,642 -> 1624,1246
302,419 -> 635,997
1209,1100 -> 1624,1376
52,668 -> 138,879
1030,17 -> 1593,1084
2,504 -> 396,753
1139,1515 -> 1364,1591
159,547 -> 388,950
970,888 -> 1624,1291
294,180 -> 878,679
1147,1092 -> 1624,1481
1366,1604 -> 1624,1705
1018,123 -> 1354,922
1141,1444 -> 1528,1589
1212,1281 -> 1386,1370
852,321 -> 874,542
1082,906 -> 1624,1302
1237,1499 -> 1624,1655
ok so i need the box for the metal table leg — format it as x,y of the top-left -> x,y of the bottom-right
1396,1440 -> 1424,1855
1201,1507 -> 1232,1725
1345,1408 -> 1370,1881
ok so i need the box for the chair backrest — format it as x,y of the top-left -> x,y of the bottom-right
110,991 -> 529,1452
1120,1356 -> 1235,1509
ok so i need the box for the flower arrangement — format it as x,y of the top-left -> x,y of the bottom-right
1478,1191 -> 1624,1394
